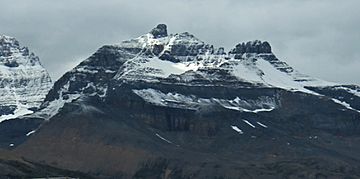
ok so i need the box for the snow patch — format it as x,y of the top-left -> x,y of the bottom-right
31,81 -> 81,120
155,133 -> 172,144
133,88 -> 277,112
256,122 -> 268,128
334,86 -> 360,98
26,130 -> 36,136
243,120 -> 256,128
141,57 -> 200,78
75,67 -> 98,74
0,106 -> 33,123
231,126 -> 244,134
37,93 -> 81,120
255,58 -> 317,94
219,96 -> 276,113
332,98 -> 360,113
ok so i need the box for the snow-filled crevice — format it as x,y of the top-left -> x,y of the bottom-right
332,98 -> 360,113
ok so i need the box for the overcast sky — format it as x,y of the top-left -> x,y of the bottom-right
1,0 -> 359,84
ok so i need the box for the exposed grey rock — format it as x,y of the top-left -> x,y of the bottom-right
230,40 -> 272,54
150,24 -> 168,38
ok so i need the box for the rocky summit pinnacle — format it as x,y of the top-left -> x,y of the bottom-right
230,40 -> 272,54
150,24 -> 168,38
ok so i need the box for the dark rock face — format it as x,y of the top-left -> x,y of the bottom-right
152,44 -> 164,56
230,40 -> 272,54
215,47 -> 226,55
159,51 -> 180,63
0,105 -> 16,116
150,24 -> 168,38
306,85 -> 360,110
4,60 -> 19,67
16,88 -> 360,178
15,63 -> 360,178
170,43 -> 214,57
43,45 -> 136,103
0,117 -> 43,149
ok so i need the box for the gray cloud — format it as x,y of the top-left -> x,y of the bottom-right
0,0 -> 359,84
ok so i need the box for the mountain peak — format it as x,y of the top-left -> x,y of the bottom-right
0,34 -> 16,40
150,24 -> 168,38
0,35 -> 52,122
0,35 -> 20,47
230,40 -> 272,54
0,34 -> 40,67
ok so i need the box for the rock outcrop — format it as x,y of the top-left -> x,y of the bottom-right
150,24 -> 168,38
230,40 -> 272,54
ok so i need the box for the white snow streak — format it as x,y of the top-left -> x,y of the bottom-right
26,130 -> 36,136
334,86 -> 360,98
332,98 -> 360,113
155,133 -> 172,144
243,120 -> 256,128
133,88 -> 277,112
231,126 -> 244,134
256,122 -> 268,128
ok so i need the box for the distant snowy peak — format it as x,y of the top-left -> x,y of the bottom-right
0,35 -> 41,67
0,35 -> 52,122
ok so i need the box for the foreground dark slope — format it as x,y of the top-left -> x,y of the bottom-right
15,90 -> 360,178
0,149 -> 93,178
8,24 -> 360,178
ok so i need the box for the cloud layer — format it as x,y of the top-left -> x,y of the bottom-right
1,0 -> 359,84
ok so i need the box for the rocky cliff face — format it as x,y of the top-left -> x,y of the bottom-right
0,35 -> 52,122
5,25 -> 360,178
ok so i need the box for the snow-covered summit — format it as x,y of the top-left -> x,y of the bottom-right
112,25 -> 335,90
118,27 -> 211,62
0,35 -> 52,122
0,35 -> 42,67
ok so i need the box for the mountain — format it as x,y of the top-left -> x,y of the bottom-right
0,35 -> 52,148
32,24 -> 359,116
4,24 -> 360,178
